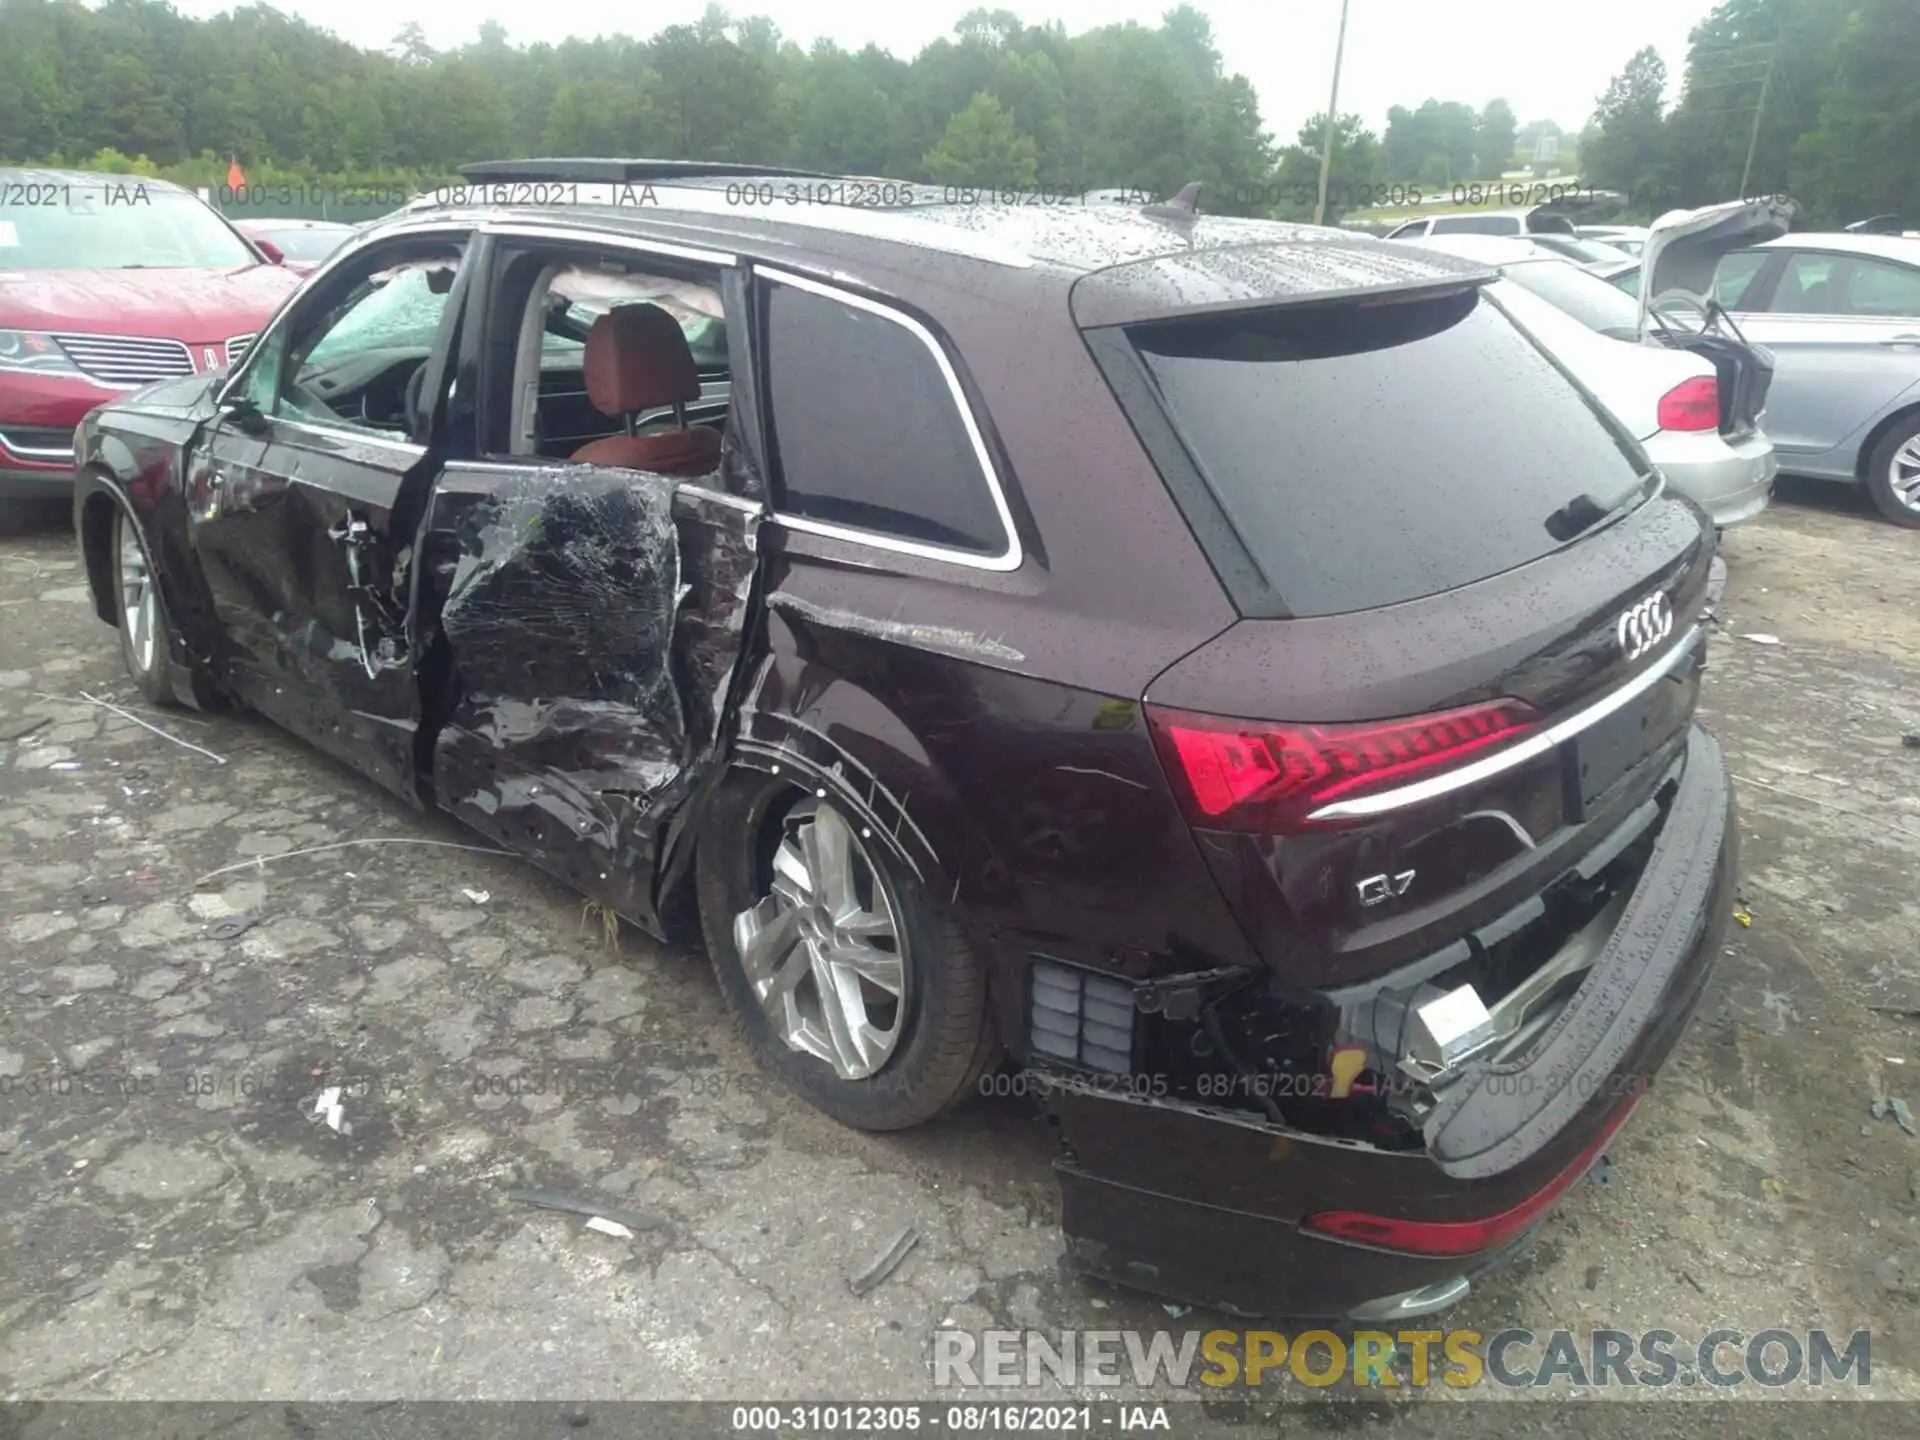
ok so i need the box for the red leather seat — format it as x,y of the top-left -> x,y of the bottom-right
569,303 -> 723,476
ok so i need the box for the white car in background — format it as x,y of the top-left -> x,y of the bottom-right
1581,224 -> 1650,256
1395,231 -> 1779,528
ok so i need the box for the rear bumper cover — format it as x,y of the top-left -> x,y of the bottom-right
1644,427 -> 1776,529
1044,724 -> 1735,1318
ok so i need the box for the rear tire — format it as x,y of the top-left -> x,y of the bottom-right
1865,413 -> 1920,528
112,505 -> 178,705
696,768 -> 998,1130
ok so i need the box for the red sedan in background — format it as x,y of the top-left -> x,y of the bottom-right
230,217 -> 359,275
0,169 -> 304,521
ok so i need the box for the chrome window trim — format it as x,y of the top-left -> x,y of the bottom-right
756,265 -> 1024,574
476,220 -> 737,269
269,414 -> 426,460
1305,624 -> 1704,821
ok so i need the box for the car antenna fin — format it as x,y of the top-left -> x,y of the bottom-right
1142,182 -> 1202,223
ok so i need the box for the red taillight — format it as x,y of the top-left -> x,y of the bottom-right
1299,1096 -> 1640,1256
1145,697 -> 1540,832
1657,375 -> 1719,432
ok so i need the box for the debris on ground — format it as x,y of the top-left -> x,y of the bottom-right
1742,633 -> 1781,645
204,915 -> 258,941
0,716 -> 50,743
192,836 -> 513,887
504,1186 -> 664,1233
77,689 -> 228,764
1705,555 -> 1728,609
1733,905 -> 1753,927
583,1216 -> 635,1240
1162,1303 -> 1191,1318
313,1086 -> 350,1135
1904,732 -> 1920,750
848,1225 -> 920,1297
462,888 -> 491,904
1869,1096 -> 1918,1135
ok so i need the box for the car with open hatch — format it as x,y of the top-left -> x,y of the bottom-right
0,169 -> 303,521
1604,202 -> 1920,526
70,159 -> 1738,1322
1394,228 -> 1780,528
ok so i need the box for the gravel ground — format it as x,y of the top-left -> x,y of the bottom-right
1,479 -> 1918,1430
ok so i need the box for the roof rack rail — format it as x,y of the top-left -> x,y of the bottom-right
457,158 -> 849,186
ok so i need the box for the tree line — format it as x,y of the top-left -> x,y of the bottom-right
0,0 -> 1910,226
1579,0 -> 1916,224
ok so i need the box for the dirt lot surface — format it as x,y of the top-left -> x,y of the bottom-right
2,479 -> 1918,1431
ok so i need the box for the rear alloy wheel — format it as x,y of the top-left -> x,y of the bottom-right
1866,415 -> 1920,529
697,772 -> 997,1130
113,505 -> 177,704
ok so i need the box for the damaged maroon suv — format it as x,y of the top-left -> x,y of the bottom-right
71,160 -> 1735,1321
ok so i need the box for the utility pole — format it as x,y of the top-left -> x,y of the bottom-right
1738,54 -> 1773,198
1313,0 -> 1353,226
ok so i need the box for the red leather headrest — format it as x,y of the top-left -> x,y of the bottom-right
583,302 -> 702,416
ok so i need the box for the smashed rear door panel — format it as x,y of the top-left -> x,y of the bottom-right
422,464 -> 759,925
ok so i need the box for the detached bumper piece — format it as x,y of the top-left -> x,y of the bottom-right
1040,725 -> 1736,1319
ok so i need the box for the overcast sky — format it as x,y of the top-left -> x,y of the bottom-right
172,0 -> 1715,141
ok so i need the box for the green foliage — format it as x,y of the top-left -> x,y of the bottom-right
1271,113 -> 1380,223
1583,46 -> 1670,200
1584,0 -> 1920,224
1476,100 -> 1517,180
2,0 -> 1905,228
1383,100 -> 1478,187
923,91 -> 1037,188
0,1 -> 1279,207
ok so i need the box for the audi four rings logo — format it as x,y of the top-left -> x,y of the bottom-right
1616,591 -> 1674,661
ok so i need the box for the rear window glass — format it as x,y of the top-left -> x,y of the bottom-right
1124,290 -> 1648,617
1500,259 -> 1643,335
1430,214 -> 1521,236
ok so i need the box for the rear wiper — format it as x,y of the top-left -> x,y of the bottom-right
1545,472 -> 1655,542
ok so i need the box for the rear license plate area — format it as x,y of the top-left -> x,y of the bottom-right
1569,674 -> 1693,816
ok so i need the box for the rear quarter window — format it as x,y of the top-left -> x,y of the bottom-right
1713,251 -> 1770,308
762,279 -> 1009,559
1112,287 -> 1650,617
1431,214 -> 1522,236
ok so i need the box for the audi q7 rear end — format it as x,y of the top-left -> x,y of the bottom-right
1027,243 -> 1734,1319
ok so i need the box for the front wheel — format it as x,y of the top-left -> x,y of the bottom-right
113,505 -> 178,705
1865,414 -> 1920,528
696,770 -> 998,1130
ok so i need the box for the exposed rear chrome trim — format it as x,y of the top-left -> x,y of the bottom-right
1306,624 -> 1703,822
1348,1275 -> 1471,1321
